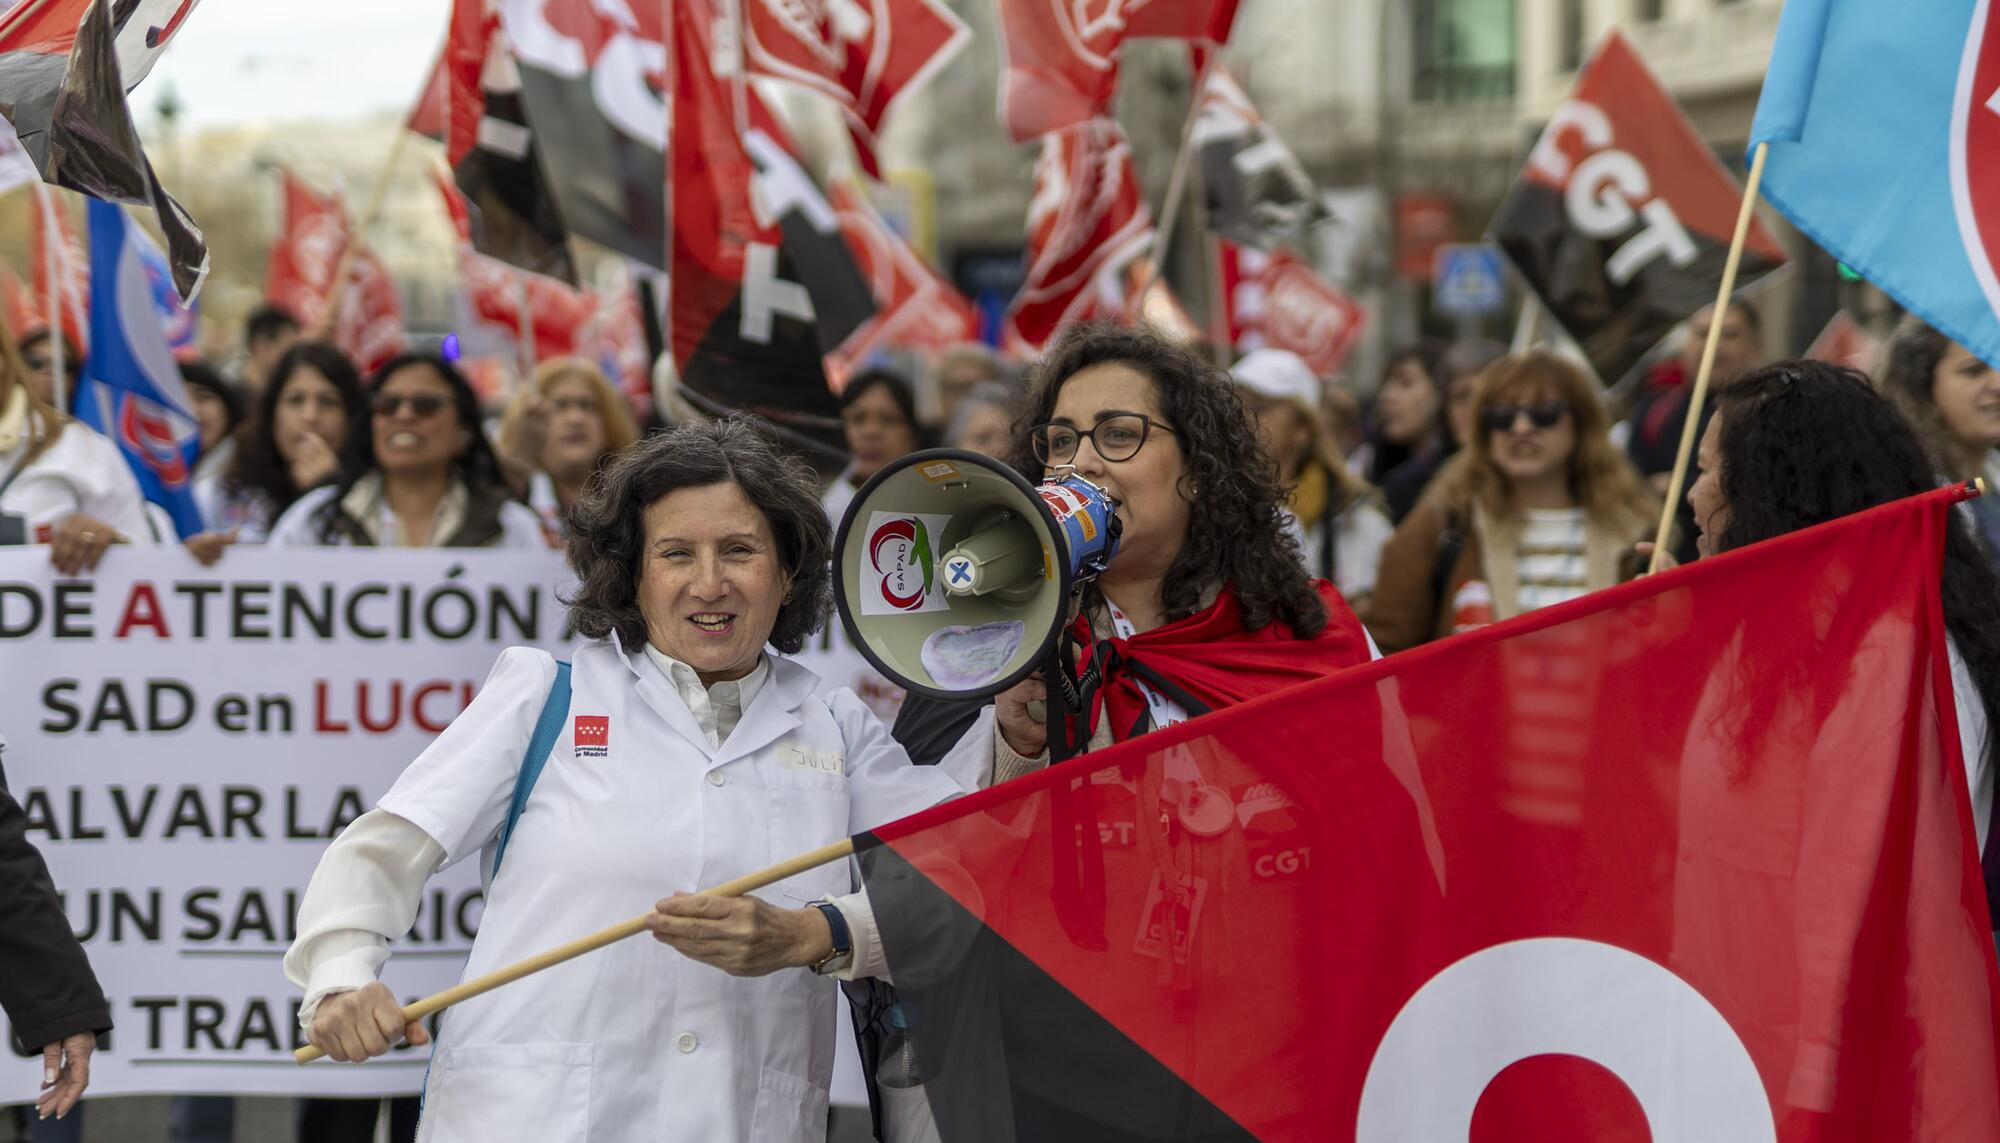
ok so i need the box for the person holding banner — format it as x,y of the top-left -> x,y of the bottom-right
194,342 -> 368,548
495,357 -> 641,538
285,417 -> 988,1141
1364,351 -> 1656,652
266,351 -> 547,550
1686,360 -> 2000,861
1880,318 -> 2000,569
0,315 -> 151,572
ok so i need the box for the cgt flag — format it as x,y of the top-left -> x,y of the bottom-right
0,0 -> 208,301
498,0 -> 665,270
1752,0 -> 2000,370
74,198 -> 201,538
669,0 -> 869,452
411,0 -> 576,284
1192,60 -> 1327,251
855,485 -> 2000,1141
1490,30 -> 1785,385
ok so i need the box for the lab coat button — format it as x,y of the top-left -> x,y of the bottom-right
677,1032 -> 697,1053
707,771 -> 725,787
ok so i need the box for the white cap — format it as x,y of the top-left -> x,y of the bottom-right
1231,348 -> 1320,407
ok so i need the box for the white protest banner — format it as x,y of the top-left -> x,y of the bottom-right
0,547 -> 571,1098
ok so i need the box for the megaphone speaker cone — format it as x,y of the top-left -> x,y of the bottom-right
832,449 -> 1121,701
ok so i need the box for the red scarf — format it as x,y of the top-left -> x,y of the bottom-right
1073,581 -> 1373,743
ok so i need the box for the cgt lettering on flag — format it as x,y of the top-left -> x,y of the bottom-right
1492,30 -> 1785,384
1525,101 -> 1697,287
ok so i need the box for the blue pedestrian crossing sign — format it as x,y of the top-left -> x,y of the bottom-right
1433,244 -> 1507,317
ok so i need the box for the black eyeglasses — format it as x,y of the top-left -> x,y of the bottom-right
373,393 -> 451,418
1030,414 -> 1173,466
1480,400 -> 1570,434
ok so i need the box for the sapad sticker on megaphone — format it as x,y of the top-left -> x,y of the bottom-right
858,511 -> 956,616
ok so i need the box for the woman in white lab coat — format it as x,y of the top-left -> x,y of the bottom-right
284,417 -> 986,1142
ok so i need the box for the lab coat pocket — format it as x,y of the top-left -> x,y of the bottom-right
421,1042 -> 593,1142
748,1065 -> 830,1143
768,769 -> 853,899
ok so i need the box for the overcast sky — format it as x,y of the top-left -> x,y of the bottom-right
143,0 -> 448,128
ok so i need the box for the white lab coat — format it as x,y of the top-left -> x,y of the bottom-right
376,636 -> 981,1143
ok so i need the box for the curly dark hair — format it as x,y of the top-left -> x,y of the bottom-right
1010,323 -> 1327,636
564,416 -> 833,654
1712,361 -> 2000,863
221,341 -> 367,517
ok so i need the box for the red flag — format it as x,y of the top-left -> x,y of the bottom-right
739,0 -> 969,177
825,178 -> 978,384
859,485 -> 2000,1141
1220,243 -> 1366,376
669,0 -> 864,450
0,263 -> 39,336
436,168 -> 589,365
996,0 -> 1239,142
266,172 -> 405,373
1805,310 -> 1880,375
29,187 -> 87,351
1005,121 -> 1157,351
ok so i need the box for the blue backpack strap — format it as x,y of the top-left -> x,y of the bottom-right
491,660 -> 571,880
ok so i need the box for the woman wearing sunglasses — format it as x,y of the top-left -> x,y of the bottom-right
268,350 -> 547,550
1365,350 -> 1656,652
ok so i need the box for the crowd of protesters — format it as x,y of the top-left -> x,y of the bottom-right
7,291 -> 2000,1142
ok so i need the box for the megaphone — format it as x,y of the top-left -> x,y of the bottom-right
832,448 -> 1122,701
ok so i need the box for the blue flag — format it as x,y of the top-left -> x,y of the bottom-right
1751,0 -> 2000,366
74,198 -> 203,539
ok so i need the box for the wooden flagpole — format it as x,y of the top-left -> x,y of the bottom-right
293,837 -> 858,1064
1133,43 -> 1220,315
1645,141 -> 1769,573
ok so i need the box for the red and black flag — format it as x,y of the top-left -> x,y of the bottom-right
669,0 -> 872,452
1192,59 -> 1327,252
413,0 -> 576,284
1489,30 -> 1786,385
739,0 -> 969,178
852,486 -> 2000,1140
496,0 -> 666,270
0,0 -> 207,300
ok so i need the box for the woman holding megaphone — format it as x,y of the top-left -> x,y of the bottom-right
901,324 -> 1380,777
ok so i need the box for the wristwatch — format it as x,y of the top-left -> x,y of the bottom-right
809,900 -> 853,975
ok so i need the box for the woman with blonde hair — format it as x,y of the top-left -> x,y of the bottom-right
1365,350 -> 1657,652
0,314 -> 152,574
496,357 -> 642,535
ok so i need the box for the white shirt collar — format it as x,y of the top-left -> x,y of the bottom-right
640,642 -> 770,749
